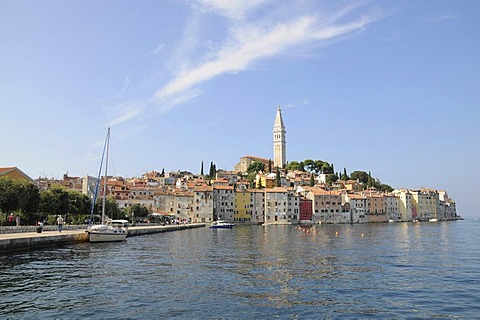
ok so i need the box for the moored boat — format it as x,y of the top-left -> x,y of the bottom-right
86,128 -> 128,243
87,220 -> 128,242
210,220 -> 235,229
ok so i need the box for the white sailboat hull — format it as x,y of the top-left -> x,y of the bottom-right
86,226 -> 128,242
86,128 -> 128,244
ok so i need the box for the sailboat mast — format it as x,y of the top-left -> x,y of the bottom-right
102,127 -> 110,224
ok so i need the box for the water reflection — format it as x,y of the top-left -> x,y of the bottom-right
1,221 -> 479,319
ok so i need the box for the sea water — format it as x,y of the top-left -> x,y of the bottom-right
1,219 -> 479,319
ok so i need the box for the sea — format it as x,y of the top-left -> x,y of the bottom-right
1,219 -> 479,319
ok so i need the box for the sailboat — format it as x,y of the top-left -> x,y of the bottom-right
86,127 -> 128,242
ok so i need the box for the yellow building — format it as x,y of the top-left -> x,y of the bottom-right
234,190 -> 251,222
0,167 -> 34,182
410,189 -> 438,221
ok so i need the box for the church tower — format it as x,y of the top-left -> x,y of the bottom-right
273,105 -> 286,168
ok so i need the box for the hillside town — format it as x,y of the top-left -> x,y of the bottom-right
1,107 -> 459,225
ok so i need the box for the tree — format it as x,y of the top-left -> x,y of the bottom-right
200,161 -> 204,176
303,159 -> 315,173
257,176 -> 264,189
247,162 -> 265,174
350,171 -> 369,184
0,177 -> 20,223
208,161 -> 217,179
377,183 -> 394,193
247,172 -> 256,188
298,161 -> 305,171
275,168 -> 281,187
340,168 -> 349,180
128,204 -> 149,220
326,173 -> 338,185
95,195 -> 121,219
68,189 -> 91,215
268,159 -> 272,173
367,171 -> 373,188
287,161 -> 300,171
310,174 -> 315,187
39,185 -> 70,217
17,181 -> 40,224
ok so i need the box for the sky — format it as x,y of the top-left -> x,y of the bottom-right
1,0 -> 479,217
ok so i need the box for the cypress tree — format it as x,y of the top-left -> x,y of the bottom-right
275,168 -> 281,187
201,161 -> 204,176
208,162 -> 213,179
367,171 -> 373,188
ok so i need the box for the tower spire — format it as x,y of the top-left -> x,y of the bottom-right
273,105 -> 286,168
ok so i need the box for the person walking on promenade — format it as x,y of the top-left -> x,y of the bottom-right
57,215 -> 64,233
15,216 -> 20,227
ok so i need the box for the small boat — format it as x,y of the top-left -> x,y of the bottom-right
429,218 -> 438,222
210,220 -> 235,229
88,220 -> 128,242
86,128 -> 128,243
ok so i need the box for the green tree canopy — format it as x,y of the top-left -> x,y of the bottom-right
67,189 -> 91,215
127,204 -> 149,218
0,177 -> 20,216
275,168 -> 281,187
326,173 -> 338,185
287,161 -> 301,171
247,162 -> 265,174
303,159 -> 316,173
95,195 -> 122,220
17,181 -> 40,215
39,185 -> 70,216
287,159 -> 333,174
350,171 -> 369,184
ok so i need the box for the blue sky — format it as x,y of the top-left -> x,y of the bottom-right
1,0 -> 479,217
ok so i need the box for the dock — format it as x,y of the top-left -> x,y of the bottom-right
0,224 -> 206,254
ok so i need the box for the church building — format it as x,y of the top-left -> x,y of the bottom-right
273,105 -> 287,168
235,106 -> 287,172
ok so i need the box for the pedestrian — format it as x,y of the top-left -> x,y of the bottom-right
57,215 -> 64,233
8,213 -> 14,226
15,216 -> 20,227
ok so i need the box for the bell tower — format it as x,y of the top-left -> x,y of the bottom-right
273,105 -> 286,168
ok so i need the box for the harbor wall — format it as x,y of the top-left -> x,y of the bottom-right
0,224 -> 206,254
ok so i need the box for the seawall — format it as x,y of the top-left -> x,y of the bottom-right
0,224 -> 206,254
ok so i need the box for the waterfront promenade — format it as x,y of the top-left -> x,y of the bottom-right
0,223 -> 206,253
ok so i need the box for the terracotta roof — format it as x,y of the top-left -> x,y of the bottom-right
213,185 -> 234,190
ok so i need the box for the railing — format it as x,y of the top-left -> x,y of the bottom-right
0,225 -> 87,234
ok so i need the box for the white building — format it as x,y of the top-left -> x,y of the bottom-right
193,186 -> 214,223
264,187 -> 289,224
213,185 -> 235,221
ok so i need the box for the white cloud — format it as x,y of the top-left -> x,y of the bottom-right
424,14 -> 458,23
195,0 -> 269,20
110,1 -> 382,125
152,43 -> 165,55
107,101 -> 148,127
155,5 -> 380,102
379,30 -> 401,42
